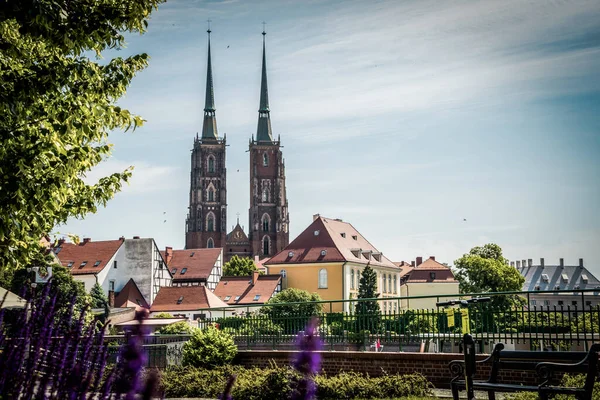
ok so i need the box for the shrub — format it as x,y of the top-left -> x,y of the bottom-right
161,366 -> 433,400
506,374 -> 600,400
157,321 -> 195,335
152,312 -> 175,319
181,326 -> 237,368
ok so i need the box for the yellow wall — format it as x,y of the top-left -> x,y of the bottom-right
400,282 -> 460,310
267,263 -> 345,312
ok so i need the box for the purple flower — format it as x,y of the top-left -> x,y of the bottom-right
219,374 -> 237,400
292,317 -> 322,400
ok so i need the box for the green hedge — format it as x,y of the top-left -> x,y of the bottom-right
160,366 -> 432,400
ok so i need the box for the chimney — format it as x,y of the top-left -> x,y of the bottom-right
416,257 -> 423,266
252,270 -> 259,286
429,256 -> 436,261
119,236 -> 125,241
522,260 -> 526,268
57,238 -> 65,246
579,258 -> 584,268
313,214 -> 320,221
528,259 -> 532,267
82,237 -> 91,244
516,261 -> 521,268
510,261 -> 514,267
411,261 -> 415,267
559,258 -> 564,267
165,246 -> 173,265
108,290 -> 115,308
540,258 -> 545,267
133,236 -> 140,239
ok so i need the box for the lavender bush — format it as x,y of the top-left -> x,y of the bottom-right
0,281 -> 160,399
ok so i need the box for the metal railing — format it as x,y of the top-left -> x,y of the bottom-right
195,288 -> 600,352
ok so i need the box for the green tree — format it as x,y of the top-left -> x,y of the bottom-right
355,264 -> 381,332
0,0 -> 163,285
261,288 -> 322,334
453,243 -> 525,310
181,326 -> 237,368
90,282 -> 108,309
157,321 -> 195,335
223,256 -> 259,276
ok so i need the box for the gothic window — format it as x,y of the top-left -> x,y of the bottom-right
262,236 -> 270,255
208,156 -> 215,173
207,212 -> 215,232
207,238 -> 214,248
262,214 -> 270,232
208,187 -> 215,202
318,269 -> 328,289
262,186 -> 269,202
263,153 -> 268,167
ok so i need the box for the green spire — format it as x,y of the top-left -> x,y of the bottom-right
202,28 -> 218,140
256,28 -> 273,143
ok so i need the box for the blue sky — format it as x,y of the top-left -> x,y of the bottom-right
61,0 -> 600,273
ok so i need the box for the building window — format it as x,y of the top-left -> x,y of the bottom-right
234,296 -> 240,302
281,269 -> 287,278
383,274 -> 387,293
430,272 -> 436,280
171,268 -> 177,275
263,153 -> 268,167
109,281 -> 115,291
208,156 -> 215,173
207,213 -> 215,232
572,301 -> 578,306
318,269 -> 328,289
224,296 -> 231,301
351,269 -> 355,289
531,300 -> 537,306
262,214 -> 270,232
558,300 -> 564,306
181,268 -> 187,275
393,275 -> 397,294
262,236 -> 269,255
207,238 -> 214,248
388,275 -> 392,294
208,187 -> 215,202
253,294 -> 261,301
262,187 -> 269,202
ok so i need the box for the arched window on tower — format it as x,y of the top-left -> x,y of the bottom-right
262,187 -> 269,202
318,269 -> 328,289
208,156 -> 215,173
207,238 -> 214,248
263,153 -> 269,167
262,214 -> 270,232
262,236 -> 269,255
207,213 -> 215,232
208,187 -> 215,202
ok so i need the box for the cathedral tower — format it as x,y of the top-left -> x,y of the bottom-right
248,29 -> 290,257
186,28 -> 227,250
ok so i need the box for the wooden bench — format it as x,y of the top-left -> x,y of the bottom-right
449,341 -> 600,400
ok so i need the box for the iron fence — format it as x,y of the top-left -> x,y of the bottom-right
196,288 -> 600,352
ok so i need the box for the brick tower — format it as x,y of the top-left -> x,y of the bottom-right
248,29 -> 289,257
186,28 -> 227,249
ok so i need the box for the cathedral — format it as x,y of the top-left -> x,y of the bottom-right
185,28 -> 290,262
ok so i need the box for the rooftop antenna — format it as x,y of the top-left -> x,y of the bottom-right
207,18 -> 212,34
262,21 -> 266,35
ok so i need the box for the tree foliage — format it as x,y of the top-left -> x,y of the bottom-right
223,256 -> 259,277
0,0 -> 163,284
453,243 -> 525,308
90,282 -> 108,308
355,264 -> 381,331
262,288 -> 323,320
157,321 -> 195,335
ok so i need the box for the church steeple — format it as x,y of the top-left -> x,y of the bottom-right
202,28 -> 218,140
256,28 -> 273,143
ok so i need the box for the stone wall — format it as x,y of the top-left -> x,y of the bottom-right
234,350 -> 540,388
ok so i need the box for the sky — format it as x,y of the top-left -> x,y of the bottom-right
61,0 -> 600,273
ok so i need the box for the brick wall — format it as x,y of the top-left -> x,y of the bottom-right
234,351 -> 540,388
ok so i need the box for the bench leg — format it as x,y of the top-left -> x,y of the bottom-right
539,391 -> 549,400
451,383 -> 460,400
487,390 -> 496,400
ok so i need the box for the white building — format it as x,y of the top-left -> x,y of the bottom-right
54,236 -> 172,306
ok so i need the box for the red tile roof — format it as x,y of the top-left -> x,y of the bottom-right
266,216 -> 397,268
114,279 -> 149,309
55,239 -> 123,275
150,286 -> 227,312
160,248 -> 222,281
405,257 -> 457,282
214,274 -> 281,305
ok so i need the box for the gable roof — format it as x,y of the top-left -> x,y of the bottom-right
55,239 -> 123,275
226,223 -> 250,243
150,286 -> 228,312
518,261 -> 600,291
405,257 -> 457,283
214,274 -> 281,305
266,216 -> 397,268
160,248 -> 222,281
114,279 -> 149,309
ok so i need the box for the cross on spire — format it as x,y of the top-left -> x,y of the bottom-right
236,212 -> 240,224
262,21 -> 266,35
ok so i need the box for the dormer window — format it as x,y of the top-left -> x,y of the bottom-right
352,235 -> 358,240
234,296 -> 240,302
177,296 -> 184,304
535,285 -> 541,291
351,250 -> 360,258
224,296 -> 231,301
67,262 -> 74,268
190,252 -> 195,257
288,251 -> 294,258
554,285 -> 561,290
253,295 -> 261,301
171,268 -> 177,275
320,250 -> 327,256
541,274 -> 549,282
93,260 -> 101,267
314,230 -> 320,236
180,268 -> 187,275
582,274 -> 589,283
80,261 -> 87,268
561,273 -> 569,282
340,233 -> 346,238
